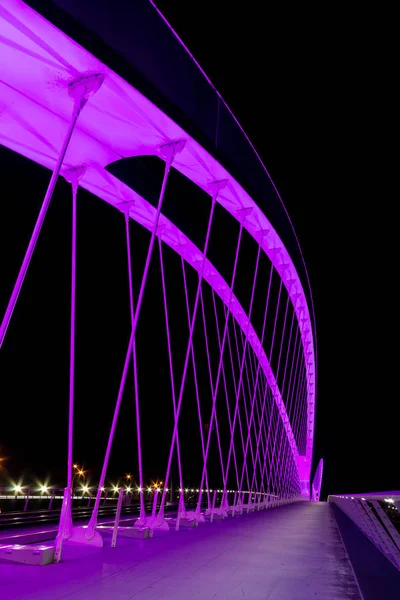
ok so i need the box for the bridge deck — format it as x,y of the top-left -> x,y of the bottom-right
0,502 -> 361,600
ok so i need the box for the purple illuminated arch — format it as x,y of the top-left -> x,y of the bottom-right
0,0 -> 315,484
311,459 -> 323,502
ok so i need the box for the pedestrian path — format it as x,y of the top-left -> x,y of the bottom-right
0,502 -> 362,600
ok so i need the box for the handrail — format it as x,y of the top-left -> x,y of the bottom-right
329,493 -> 400,571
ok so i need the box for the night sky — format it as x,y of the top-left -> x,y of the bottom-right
0,2 -> 397,498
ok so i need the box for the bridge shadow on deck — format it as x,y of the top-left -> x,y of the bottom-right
0,502 -> 361,600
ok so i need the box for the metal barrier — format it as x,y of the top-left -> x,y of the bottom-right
329,492 -> 400,570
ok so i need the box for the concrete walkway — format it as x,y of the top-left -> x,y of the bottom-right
0,502 -> 362,600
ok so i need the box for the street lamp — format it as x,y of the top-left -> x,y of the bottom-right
71,467 -> 86,495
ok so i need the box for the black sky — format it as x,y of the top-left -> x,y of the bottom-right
151,1 -> 399,496
0,1 -> 397,498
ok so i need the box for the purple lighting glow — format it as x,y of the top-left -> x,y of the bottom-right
0,0 -> 316,564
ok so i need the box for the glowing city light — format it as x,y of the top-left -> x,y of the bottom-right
137,487 -> 142,492
14,485 -> 23,493
385,498 -> 394,504
40,485 -> 48,493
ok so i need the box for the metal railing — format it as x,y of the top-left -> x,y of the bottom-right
0,486 -> 283,515
329,492 -> 400,570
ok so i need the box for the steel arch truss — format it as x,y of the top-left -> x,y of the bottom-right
0,0 -> 316,527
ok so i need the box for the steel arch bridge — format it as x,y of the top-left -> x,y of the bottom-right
0,0 -> 317,557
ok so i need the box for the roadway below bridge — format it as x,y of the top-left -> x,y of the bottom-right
0,501 -> 362,600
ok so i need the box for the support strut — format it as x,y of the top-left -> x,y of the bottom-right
0,73 -> 104,348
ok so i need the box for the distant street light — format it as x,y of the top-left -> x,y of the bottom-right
72,466 -> 86,492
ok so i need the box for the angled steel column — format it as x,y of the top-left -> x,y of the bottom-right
54,164 -> 85,560
182,267 -> 211,509
125,211 -> 146,525
195,208 -> 250,511
209,289 -> 240,491
158,179 -> 226,521
0,73 -> 103,348
220,240 -> 262,507
64,165 -> 85,540
85,140 -> 184,540
158,238 -> 186,526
